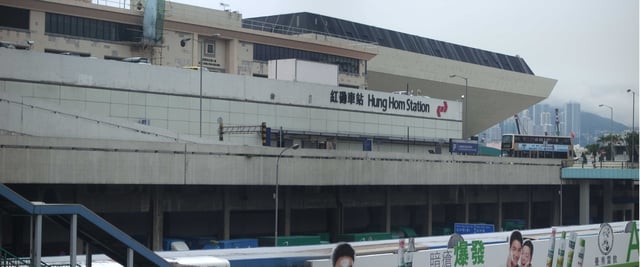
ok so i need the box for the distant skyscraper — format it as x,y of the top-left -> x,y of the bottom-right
565,102 -> 581,144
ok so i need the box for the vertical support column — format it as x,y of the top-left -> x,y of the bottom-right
603,181 -> 613,222
632,181 -> 637,220
579,182 -> 590,225
559,180 -> 563,226
32,214 -> 42,267
85,243 -> 92,267
527,190 -> 533,229
427,191 -> 433,236
464,187 -> 469,223
226,38 -> 238,74
552,191 -> 560,226
0,213 -> 2,245
385,190 -> 391,233
151,186 -> 163,251
337,189 -> 344,236
497,187 -> 503,231
284,189 -> 292,236
126,248 -> 133,267
223,190 -> 231,240
70,214 -> 77,267
0,212 -> 3,246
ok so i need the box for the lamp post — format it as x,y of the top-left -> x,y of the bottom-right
274,143 -> 299,247
628,89 -> 636,132
181,34 -> 220,137
450,74 -> 469,139
599,104 -> 614,161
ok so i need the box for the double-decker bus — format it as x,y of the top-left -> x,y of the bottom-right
501,134 -> 573,159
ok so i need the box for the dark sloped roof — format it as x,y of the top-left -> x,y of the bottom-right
243,12 -> 534,75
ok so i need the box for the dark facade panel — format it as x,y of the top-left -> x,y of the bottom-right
45,12 -> 142,42
0,5 -> 29,30
244,12 -> 535,75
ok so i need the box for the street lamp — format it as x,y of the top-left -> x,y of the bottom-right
274,143 -> 299,247
450,74 -> 469,139
628,89 -> 636,132
599,104 -> 614,161
180,33 -> 220,137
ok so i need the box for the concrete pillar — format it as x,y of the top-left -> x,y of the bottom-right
552,185 -> 561,226
337,190 -> 344,236
464,187 -> 469,223
284,189 -> 291,236
226,38 -> 239,74
603,181 -> 613,222
427,192 -> 433,236
385,190 -> 391,233
527,190 -> 532,229
579,182 -> 590,225
632,181 -> 638,222
0,212 -> 3,246
223,190 -> 231,240
497,188 -> 503,231
151,187 -> 163,251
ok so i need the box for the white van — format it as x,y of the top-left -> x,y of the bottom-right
122,57 -> 151,65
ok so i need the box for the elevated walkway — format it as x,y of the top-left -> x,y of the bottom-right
0,183 -> 170,267
561,164 -> 639,180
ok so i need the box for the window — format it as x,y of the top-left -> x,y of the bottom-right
206,42 -> 216,56
0,6 -> 29,30
45,13 -> 141,42
253,44 -> 360,74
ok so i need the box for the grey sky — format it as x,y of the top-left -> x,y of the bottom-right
170,0 -> 639,127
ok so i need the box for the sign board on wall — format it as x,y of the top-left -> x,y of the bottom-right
325,88 -> 461,121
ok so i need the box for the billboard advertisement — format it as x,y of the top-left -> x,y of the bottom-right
450,139 -> 479,154
309,222 -> 639,267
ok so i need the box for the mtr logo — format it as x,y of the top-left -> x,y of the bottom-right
436,101 -> 448,117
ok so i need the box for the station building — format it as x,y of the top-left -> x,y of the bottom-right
0,0 -> 635,257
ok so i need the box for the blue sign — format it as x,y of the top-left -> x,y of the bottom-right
449,139 -> 479,154
454,223 -> 495,234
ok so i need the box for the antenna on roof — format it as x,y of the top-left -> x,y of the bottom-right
220,2 -> 229,11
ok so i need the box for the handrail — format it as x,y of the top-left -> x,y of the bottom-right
0,246 -> 33,266
0,184 -> 171,267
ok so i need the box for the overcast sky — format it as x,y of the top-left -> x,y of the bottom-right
169,0 -> 639,127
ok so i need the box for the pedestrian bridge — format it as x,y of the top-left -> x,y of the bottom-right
562,166 -> 639,180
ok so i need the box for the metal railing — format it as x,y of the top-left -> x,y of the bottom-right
1,247 -> 32,267
1,234 -> 81,267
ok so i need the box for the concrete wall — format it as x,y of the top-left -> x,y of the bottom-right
0,49 -> 462,145
0,136 -> 563,186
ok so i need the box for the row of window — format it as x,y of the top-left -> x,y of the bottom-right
245,13 -> 535,75
512,135 -> 572,145
4,5 -> 359,76
45,12 -> 142,42
253,44 -> 360,74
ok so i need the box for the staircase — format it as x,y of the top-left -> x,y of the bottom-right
0,184 -> 170,267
